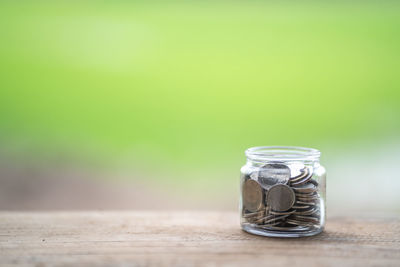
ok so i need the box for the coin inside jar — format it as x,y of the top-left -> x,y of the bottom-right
257,163 -> 291,189
240,146 -> 326,237
242,179 -> 264,212
292,182 -> 317,194
266,184 -> 296,212
290,167 -> 313,186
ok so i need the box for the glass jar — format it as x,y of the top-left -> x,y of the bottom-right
240,146 -> 326,237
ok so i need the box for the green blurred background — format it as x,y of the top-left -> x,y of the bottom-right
0,1 -> 399,213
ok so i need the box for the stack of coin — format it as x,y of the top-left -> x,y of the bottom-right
287,166 -> 320,228
241,163 -> 321,232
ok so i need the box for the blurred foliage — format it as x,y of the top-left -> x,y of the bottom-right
0,1 -> 399,167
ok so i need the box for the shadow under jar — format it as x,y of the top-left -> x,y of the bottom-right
240,146 -> 326,237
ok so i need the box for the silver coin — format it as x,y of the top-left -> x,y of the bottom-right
293,207 -> 319,216
296,200 -> 317,206
292,204 -> 311,209
252,217 -> 267,224
295,191 -> 317,197
264,214 -> 289,224
257,163 -> 290,189
290,166 -> 313,183
296,200 -> 318,206
243,210 -> 264,218
290,167 -> 307,181
268,209 -> 296,216
296,194 -> 319,200
261,214 -> 278,221
309,179 -> 319,186
242,179 -> 264,212
244,210 -> 265,224
258,220 -> 283,227
253,217 -> 277,225
295,196 -> 318,202
266,184 -> 296,212
286,219 -> 314,227
295,195 -> 319,202
291,215 -> 320,224
258,213 -> 286,222
291,170 -> 313,186
292,182 -> 317,194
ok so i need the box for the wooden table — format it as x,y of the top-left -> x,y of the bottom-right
1,212 -> 399,266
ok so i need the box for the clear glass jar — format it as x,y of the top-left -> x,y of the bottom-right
240,146 -> 326,237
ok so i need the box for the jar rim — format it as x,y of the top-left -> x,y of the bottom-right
245,146 -> 321,162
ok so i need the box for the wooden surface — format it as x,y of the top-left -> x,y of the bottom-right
0,212 -> 399,266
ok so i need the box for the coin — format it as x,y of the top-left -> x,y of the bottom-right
291,215 -> 320,224
242,179 -> 264,212
268,209 -> 296,216
295,191 -> 317,197
309,179 -> 319,186
266,184 -> 296,211
243,210 -> 264,218
257,163 -> 290,189
242,161 -> 323,232
293,207 -> 319,216
296,193 -> 319,199
292,204 -> 311,209
264,214 -> 289,224
291,171 -> 313,186
295,194 -> 319,201
286,219 -> 314,227
290,166 -> 312,183
244,209 -> 265,224
254,214 -> 286,225
296,200 -> 317,206
292,182 -> 317,194
296,198 -> 319,204
258,221 -> 283,227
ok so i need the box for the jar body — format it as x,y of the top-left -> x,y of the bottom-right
240,147 -> 326,237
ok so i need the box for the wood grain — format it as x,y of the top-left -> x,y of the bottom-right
0,212 -> 399,266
